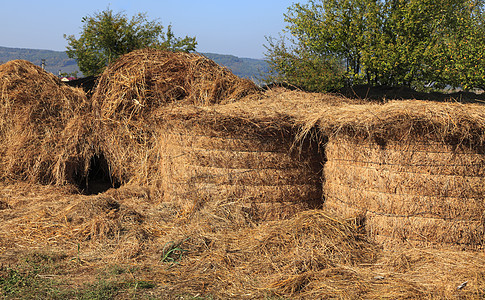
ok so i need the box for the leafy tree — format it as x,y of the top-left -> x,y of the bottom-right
65,8 -> 197,76
264,35 -> 344,91
429,0 -> 485,90
265,0 -> 485,92
265,0 -> 380,90
369,0 -> 484,90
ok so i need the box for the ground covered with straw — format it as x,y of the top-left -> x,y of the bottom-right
1,182 -> 484,299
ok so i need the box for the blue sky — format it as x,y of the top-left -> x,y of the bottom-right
0,0 -> 298,59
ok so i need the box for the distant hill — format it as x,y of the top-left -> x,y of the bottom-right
0,46 -> 268,83
201,53 -> 268,83
0,46 -> 79,76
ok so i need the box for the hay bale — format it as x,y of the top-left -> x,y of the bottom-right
92,48 -> 260,120
95,86 -> 348,196
324,136 -> 485,245
302,100 -> 485,246
158,106 -> 324,221
0,60 -> 94,186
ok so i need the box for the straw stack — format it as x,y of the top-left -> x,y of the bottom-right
0,60 -> 94,186
91,49 -> 260,187
158,106 -> 324,221
301,100 -> 485,246
324,136 -> 485,245
92,48 -> 259,120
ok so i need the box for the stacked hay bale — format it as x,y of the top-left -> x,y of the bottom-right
0,60 -> 94,186
91,49 -> 260,187
157,105 -> 324,220
301,100 -> 485,246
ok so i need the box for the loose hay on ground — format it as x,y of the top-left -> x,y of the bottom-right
2,182 -> 484,299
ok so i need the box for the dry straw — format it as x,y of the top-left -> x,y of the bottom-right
91,49 -> 348,201
0,60 -> 95,186
151,86 -> 358,218
91,49 -> 260,189
92,48 -> 259,120
156,105 -> 324,220
299,100 -> 485,246
3,182 -> 485,299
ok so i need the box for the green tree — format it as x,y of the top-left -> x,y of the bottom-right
264,34 -> 344,91
64,8 -> 197,76
264,0 -> 381,91
429,0 -> 485,90
265,0 -> 485,92
369,0 -> 484,89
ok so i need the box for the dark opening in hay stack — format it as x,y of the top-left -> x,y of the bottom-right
0,60 -> 94,187
302,100 -> 485,247
157,106 -> 324,221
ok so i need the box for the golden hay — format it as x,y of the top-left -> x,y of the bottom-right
0,60 -> 94,186
300,100 -> 485,246
3,54 -> 485,298
92,48 -> 260,120
93,85 -> 345,218
157,105 -> 324,220
2,182 -> 485,299
300,99 -> 485,146
94,82 -> 346,196
91,49 -> 261,189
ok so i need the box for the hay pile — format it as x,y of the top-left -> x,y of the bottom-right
91,49 -> 260,189
150,87 -> 358,219
0,60 -> 94,186
0,182 -> 378,298
157,105 -> 324,220
2,61 -> 485,297
92,49 -> 260,120
300,100 -> 485,246
91,51 -> 346,197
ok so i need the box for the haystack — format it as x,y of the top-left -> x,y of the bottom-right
91,49 -> 260,190
92,48 -> 259,120
0,60 -> 94,187
300,100 -> 485,246
157,105 -> 324,220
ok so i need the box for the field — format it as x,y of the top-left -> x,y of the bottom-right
1,50 -> 485,299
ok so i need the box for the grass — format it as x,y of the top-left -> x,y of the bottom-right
0,253 -> 157,299
161,238 -> 190,268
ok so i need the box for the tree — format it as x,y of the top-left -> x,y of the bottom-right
429,0 -> 485,90
264,34 -> 345,92
264,0 -> 381,90
265,0 -> 485,92
65,8 -> 197,76
369,0 -> 484,90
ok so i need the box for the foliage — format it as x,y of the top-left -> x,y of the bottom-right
265,0 -> 485,91
429,0 -> 485,90
161,238 -> 189,268
264,35 -> 345,91
64,8 -> 197,76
